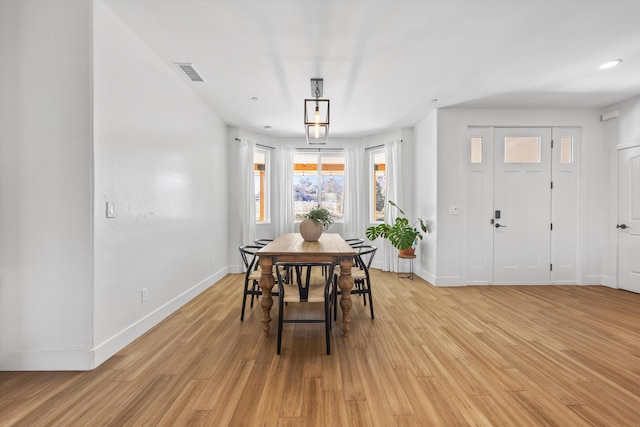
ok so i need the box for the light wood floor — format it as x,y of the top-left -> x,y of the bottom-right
1,270 -> 639,426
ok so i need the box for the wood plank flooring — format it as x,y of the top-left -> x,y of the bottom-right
1,270 -> 639,426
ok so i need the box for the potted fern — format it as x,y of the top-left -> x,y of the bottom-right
365,200 -> 427,256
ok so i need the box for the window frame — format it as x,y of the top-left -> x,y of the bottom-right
293,150 -> 345,223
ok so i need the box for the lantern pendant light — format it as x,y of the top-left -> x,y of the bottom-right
304,78 -> 329,144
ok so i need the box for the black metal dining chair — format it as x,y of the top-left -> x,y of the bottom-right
238,245 -> 282,321
254,238 -> 273,247
345,238 -> 365,247
275,262 -> 336,355
343,238 -> 365,269
334,245 -> 377,320
320,238 -> 364,276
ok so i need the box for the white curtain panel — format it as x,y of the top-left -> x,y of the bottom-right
383,139 -> 403,272
239,139 -> 256,245
343,146 -> 364,239
275,146 -> 295,236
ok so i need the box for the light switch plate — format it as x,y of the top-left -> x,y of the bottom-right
106,202 -> 116,218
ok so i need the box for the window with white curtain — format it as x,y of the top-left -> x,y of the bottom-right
254,148 -> 270,223
293,151 -> 345,221
370,149 -> 386,222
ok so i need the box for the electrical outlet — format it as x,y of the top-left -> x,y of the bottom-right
141,288 -> 148,303
449,206 -> 459,215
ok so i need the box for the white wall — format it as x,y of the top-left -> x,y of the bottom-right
613,96 -> 640,144
0,1 -> 95,369
0,0 -> 229,370
424,108 -> 604,286
92,1 -> 229,366
413,111 -> 438,282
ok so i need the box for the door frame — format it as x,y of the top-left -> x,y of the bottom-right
464,126 -> 580,285
616,142 -> 640,293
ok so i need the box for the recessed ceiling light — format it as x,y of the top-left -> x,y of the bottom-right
264,125 -> 272,131
251,97 -> 259,101
599,59 -> 622,70
430,98 -> 439,103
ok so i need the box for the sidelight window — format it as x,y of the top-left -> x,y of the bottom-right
470,137 -> 483,163
560,137 -> 574,164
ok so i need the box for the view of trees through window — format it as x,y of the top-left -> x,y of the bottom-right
372,151 -> 386,221
294,152 -> 344,221
254,150 -> 268,222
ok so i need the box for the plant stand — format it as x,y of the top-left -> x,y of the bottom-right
397,254 -> 416,280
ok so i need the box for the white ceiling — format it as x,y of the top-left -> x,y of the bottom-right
103,0 -> 640,138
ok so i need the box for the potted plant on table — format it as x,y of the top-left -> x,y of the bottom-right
365,200 -> 428,256
300,205 -> 334,241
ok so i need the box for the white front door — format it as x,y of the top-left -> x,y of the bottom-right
618,145 -> 640,293
493,128 -> 552,284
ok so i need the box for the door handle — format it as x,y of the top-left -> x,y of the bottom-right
617,224 -> 629,229
495,223 -> 507,228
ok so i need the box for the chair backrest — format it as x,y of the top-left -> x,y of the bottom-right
276,262 -> 335,302
239,245 -> 262,272
254,238 -> 274,247
355,245 -> 377,272
345,238 -> 365,247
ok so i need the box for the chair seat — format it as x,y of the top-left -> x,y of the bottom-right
248,266 -> 287,281
353,270 -> 366,280
282,282 -> 326,303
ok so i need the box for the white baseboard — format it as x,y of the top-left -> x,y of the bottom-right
432,276 -> 466,287
414,267 -> 437,286
583,274 -> 613,287
0,349 -> 94,371
92,267 -> 229,368
229,264 -> 244,274
0,267 -> 229,371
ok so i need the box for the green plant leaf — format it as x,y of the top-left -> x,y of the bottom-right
304,205 -> 334,231
365,200 -> 428,250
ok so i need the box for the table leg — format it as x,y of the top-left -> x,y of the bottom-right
338,256 -> 354,336
258,257 -> 275,335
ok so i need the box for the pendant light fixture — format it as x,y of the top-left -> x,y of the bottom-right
304,78 -> 330,144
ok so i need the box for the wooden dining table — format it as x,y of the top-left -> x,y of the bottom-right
257,233 -> 356,336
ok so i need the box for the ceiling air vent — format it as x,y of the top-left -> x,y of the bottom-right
175,63 -> 205,82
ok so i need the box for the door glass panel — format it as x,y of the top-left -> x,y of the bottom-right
470,137 -> 483,163
560,137 -> 573,163
504,137 -> 541,163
